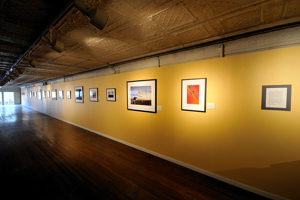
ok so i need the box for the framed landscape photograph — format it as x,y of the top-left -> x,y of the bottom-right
127,79 -> 157,113
38,89 -> 42,100
66,91 -> 71,99
52,89 -> 57,100
75,86 -> 84,103
89,88 -> 98,102
47,90 -> 50,98
106,88 -> 116,101
181,78 -> 207,112
261,85 -> 291,111
59,90 -> 64,99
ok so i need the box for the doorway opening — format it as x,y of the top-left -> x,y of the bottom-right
4,92 -> 14,105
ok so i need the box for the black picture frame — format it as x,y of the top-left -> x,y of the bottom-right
66,91 -> 71,99
75,86 -> 84,103
89,88 -> 98,102
106,88 -> 116,101
38,89 -> 42,100
127,79 -> 157,113
52,89 -> 57,100
261,85 -> 291,111
181,78 -> 207,112
42,90 -> 46,99
59,90 -> 64,99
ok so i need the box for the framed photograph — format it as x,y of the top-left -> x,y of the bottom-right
181,78 -> 207,112
30,91 -> 32,98
106,88 -> 116,101
75,86 -> 84,103
52,89 -> 57,100
261,85 -> 291,111
42,90 -> 46,99
66,91 -> 71,99
38,89 -> 42,100
127,79 -> 157,113
59,90 -> 64,99
89,88 -> 98,102
47,90 -> 50,98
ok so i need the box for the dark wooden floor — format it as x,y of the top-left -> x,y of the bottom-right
0,105 -> 269,200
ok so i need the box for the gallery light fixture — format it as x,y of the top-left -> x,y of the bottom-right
8,71 -> 16,78
10,76 -> 16,80
73,0 -> 108,31
14,66 -> 26,75
41,35 -> 65,53
4,76 -> 11,82
11,69 -> 20,77
23,54 -> 39,68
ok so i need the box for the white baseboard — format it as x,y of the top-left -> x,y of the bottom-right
26,105 -> 287,200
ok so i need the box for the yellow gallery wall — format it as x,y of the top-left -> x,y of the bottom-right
23,45 -> 300,199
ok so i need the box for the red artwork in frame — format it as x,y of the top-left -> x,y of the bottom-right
187,85 -> 199,104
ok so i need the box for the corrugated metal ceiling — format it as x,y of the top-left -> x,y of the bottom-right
1,0 -> 300,87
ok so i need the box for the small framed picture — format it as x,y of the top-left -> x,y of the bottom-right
75,86 -> 84,103
261,85 -> 291,111
52,89 -> 57,100
38,89 -> 42,100
59,90 -> 64,99
106,88 -> 116,101
127,79 -> 157,113
47,90 -> 50,98
30,91 -> 32,98
89,88 -> 98,102
66,91 -> 71,99
42,90 -> 46,99
181,78 -> 207,112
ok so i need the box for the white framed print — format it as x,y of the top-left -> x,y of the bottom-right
89,88 -> 98,102
75,86 -> 84,103
59,90 -> 64,99
127,79 -> 157,113
52,89 -> 57,100
106,88 -> 116,101
181,78 -> 207,112
66,91 -> 71,99
261,85 -> 291,111
42,90 -> 46,99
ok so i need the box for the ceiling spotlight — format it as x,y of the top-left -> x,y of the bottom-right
74,0 -> 108,31
23,55 -> 39,68
41,36 -> 65,53
15,67 -> 26,74
8,71 -> 16,78
29,59 -> 39,68
13,72 -> 20,77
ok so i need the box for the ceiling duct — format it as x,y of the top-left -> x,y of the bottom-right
73,0 -> 108,31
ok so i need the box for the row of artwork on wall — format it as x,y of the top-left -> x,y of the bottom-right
28,87 -> 117,102
127,78 -> 207,113
26,78 -> 292,113
26,78 -> 208,113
